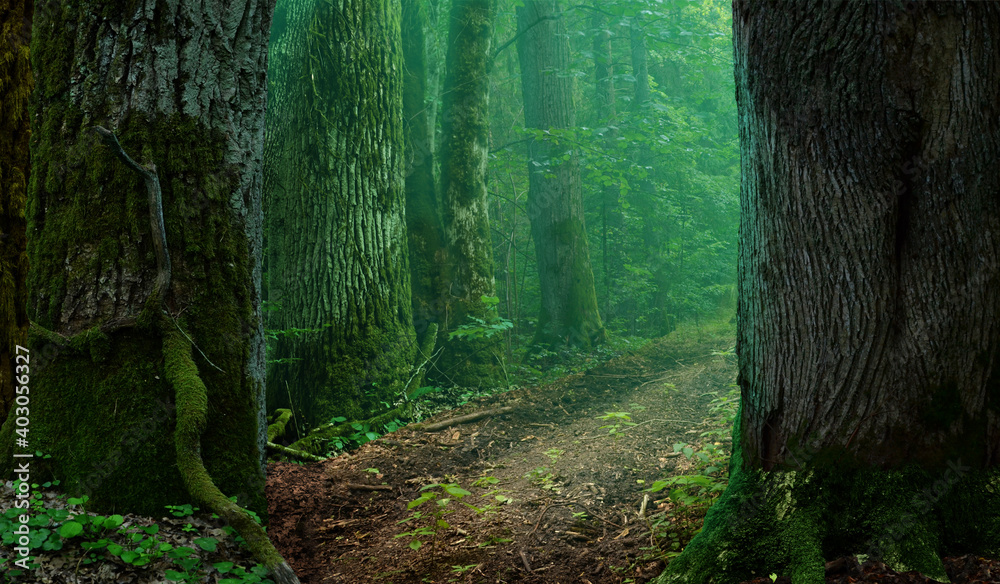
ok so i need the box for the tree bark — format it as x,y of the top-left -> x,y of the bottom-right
265,0 -> 416,431
516,1 -> 606,349
437,0 -> 504,387
0,0 -> 32,424
658,3 -> 1000,583
0,0 -> 274,517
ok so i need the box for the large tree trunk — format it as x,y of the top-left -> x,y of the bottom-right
265,0 -> 416,431
0,0 -> 274,518
0,0 -> 31,424
516,1 -> 605,349
402,0 -> 446,374
658,3 -> 1000,583
436,0 -> 504,387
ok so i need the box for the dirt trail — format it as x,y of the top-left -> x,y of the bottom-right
266,333 -> 737,584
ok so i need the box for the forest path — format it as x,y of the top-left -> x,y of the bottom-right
266,330 -> 737,584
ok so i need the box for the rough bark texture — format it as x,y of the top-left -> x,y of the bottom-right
516,1 -> 605,349
657,3 -> 1000,583
0,0 -> 274,517
0,0 -> 31,424
436,0 -> 504,387
402,0 -> 446,368
265,0 -> 416,431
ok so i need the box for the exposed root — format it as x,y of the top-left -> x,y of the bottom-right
162,314 -> 301,584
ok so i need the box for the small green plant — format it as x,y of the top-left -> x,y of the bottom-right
448,296 -> 513,341
451,564 -> 479,573
395,483 -> 472,551
523,467 -> 559,491
544,448 -> 564,463
596,411 -> 637,438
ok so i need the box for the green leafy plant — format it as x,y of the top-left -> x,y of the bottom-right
523,467 -> 559,491
596,411 -> 637,438
395,483 -> 473,551
448,296 -> 513,341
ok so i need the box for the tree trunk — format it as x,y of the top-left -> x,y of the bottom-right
265,0 -> 416,431
658,3 -> 1000,583
591,11 -> 621,326
436,0 -> 504,387
516,1 -> 605,349
0,0 -> 32,424
0,0 -> 274,517
402,0 -> 446,373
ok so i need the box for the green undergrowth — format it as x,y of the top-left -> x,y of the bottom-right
642,383 -> 739,561
0,480 -> 273,583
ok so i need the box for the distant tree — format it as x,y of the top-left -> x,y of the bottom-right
659,3 -> 1000,582
516,0 -> 606,349
265,0 -> 416,430
402,0 -> 446,372
0,0 -> 31,423
437,0 -> 505,386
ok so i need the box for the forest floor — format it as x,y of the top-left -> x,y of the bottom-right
265,328 -> 737,584
3,324 -> 1000,583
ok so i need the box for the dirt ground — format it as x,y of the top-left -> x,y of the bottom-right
4,329 -> 1000,583
265,334 -> 738,584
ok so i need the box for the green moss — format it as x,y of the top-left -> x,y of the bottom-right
655,408 -> 998,584
23,52 -> 265,514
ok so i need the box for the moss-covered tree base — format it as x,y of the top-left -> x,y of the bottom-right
656,446 -> 1000,584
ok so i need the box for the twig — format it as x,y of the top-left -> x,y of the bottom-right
91,125 -> 171,305
519,550 -> 532,572
345,483 -> 393,491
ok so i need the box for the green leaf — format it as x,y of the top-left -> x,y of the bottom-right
58,521 -> 83,538
107,543 -> 123,556
409,540 -> 422,550
443,485 -> 471,498
165,570 -> 187,581
120,550 -> 140,564
214,561 -> 234,573
103,514 -> 124,529
194,537 -> 218,552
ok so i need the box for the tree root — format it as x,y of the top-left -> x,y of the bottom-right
287,405 -> 411,455
268,408 -> 293,442
267,441 -> 324,463
162,314 -> 300,584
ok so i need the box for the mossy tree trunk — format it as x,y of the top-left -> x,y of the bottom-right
516,1 -> 606,350
658,3 -> 1000,583
0,0 -> 274,517
265,0 -> 416,431
0,0 -> 32,424
435,0 -> 504,388
402,0 -> 446,371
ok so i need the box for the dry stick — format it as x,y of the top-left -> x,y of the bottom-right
411,406 -> 514,432
94,126 -> 300,584
519,550 -> 533,572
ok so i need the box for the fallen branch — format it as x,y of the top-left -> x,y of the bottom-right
267,441 -> 324,463
345,483 -> 393,491
410,406 -> 514,432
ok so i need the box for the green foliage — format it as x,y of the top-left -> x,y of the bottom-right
0,486 -> 273,583
643,386 -> 739,558
596,411 -> 638,439
395,478 -> 509,551
448,295 -> 513,341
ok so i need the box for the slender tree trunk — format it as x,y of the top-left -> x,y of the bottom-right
592,11 -> 620,326
402,0 -> 446,369
659,3 -> 1000,583
0,0 -> 32,424
0,0 -> 274,517
516,1 -> 605,349
266,0 -> 416,430
437,0 -> 504,387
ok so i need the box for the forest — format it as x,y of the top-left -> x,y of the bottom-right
1,1 -> 999,583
